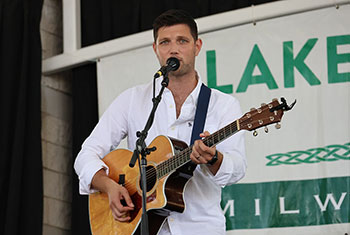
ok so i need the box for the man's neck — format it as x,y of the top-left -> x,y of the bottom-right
167,70 -> 198,96
167,70 -> 198,118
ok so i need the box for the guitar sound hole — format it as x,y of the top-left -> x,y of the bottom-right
140,165 -> 157,192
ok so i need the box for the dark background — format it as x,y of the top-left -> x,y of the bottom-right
0,0 -> 277,234
0,0 -> 43,234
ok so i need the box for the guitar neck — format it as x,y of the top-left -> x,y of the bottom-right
156,120 -> 240,179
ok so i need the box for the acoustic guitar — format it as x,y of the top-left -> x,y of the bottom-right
89,98 -> 295,235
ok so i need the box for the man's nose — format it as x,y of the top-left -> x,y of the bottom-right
169,42 -> 179,54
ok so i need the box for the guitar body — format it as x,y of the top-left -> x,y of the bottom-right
89,135 -> 193,235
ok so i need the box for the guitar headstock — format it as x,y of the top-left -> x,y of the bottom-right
239,98 -> 296,134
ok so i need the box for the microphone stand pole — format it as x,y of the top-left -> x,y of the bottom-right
129,74 -> 169,235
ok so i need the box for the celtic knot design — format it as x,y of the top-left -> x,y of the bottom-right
266,142 -> 350,166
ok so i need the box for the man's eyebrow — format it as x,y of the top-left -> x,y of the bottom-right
158,37 -> 170,41
177,35 -> 194,42
177,35 -> 190,39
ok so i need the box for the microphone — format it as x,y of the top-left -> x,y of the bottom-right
154,57 -> 180,78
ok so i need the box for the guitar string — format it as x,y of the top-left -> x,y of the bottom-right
111,105 -> 277,193
120,121 -> 239,190
142,120 -> 236,183
126,103 -> 278,188
120,147 -> 190,189
145,121 -> 238,180
154,102 -> 274,181
120,106 -> 276,190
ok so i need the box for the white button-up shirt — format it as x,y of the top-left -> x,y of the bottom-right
74,75 -> 246,235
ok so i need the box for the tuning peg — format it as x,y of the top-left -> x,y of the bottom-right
253,130 -> 258,136
272,98 -> 278,101
264,126 -> 269,133
250,108 -> 256,111
261,103 -> 267,106
275,123 -> 281,129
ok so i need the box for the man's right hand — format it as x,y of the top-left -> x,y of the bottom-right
91,169 -> 134,222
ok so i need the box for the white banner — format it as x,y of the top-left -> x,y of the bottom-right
97,4 -> 350,234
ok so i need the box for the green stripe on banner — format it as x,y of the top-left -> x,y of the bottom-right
221,176 -> 350,230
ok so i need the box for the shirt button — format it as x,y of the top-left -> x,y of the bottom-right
171,126 -> 175,131
169,218 -> 174,222
169,104 -> 174,109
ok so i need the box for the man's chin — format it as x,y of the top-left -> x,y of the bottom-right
170,66 -> 191,77
170,71 -> 185,78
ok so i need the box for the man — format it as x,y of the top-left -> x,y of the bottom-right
74,9 -> 246,235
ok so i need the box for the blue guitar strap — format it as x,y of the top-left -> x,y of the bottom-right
179,83 -> 211,175
190,83 -> 212,145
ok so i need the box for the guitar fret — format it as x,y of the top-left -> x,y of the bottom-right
176,156 -> 181,168
158,162 -> 163,178
224,126 -> 230,137
157,164 -> 161,178
157,163 -> 161,178
220,131 -> 225,141
206,136 -> 212,147
171,159 -> 175,171
213,134 -> 219,145
161,162 -> 166,177
156,117 -> 241,179
165,162 -> 169,175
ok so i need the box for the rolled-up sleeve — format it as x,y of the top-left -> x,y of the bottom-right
74,147 -> 110,194
200,92 -> 247,187
204,135 -> 246,187
73,89 -> 131,194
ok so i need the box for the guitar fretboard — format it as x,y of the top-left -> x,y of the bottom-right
156,120 -> 240,179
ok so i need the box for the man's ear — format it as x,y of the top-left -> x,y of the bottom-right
153,42 -> 157,54
195,38 -> 203,56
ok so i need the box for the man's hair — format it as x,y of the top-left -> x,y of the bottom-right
153,9 -> 198,42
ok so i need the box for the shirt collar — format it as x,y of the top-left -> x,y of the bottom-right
188,73 -> 203,106
155,71 -> 203,105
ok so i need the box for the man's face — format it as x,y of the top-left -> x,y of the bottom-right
153,24 -> 202,77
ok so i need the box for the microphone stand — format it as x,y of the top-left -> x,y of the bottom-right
129,74 -> 169,235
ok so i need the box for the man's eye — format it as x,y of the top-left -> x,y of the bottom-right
160,41 -> 169,45
179,39 -> 187,43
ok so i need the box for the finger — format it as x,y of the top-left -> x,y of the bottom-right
120,189 -> 134,208
165,153 -> 172,159
194,138 -> 212,155
196,141 -> 209,157
190,151 -> 201,164
118,205 -> 134,212
199,131 -> 211,138
110,202 -> 132,221
190,152 -> 201,164
195,155 -> 203,164
192,139 -> 215,164
116,187 -> 134,209
198,141 -> 215,156
191,142 -> 204,164
191,147 -> 205,164
197,155 -> 207,164
112,209 -> 131,222
116,215 -> 132,222
196,144 -> 215,163
115,210 -> 131,222
112,199 -> 133,215
110,203 -> 123,220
